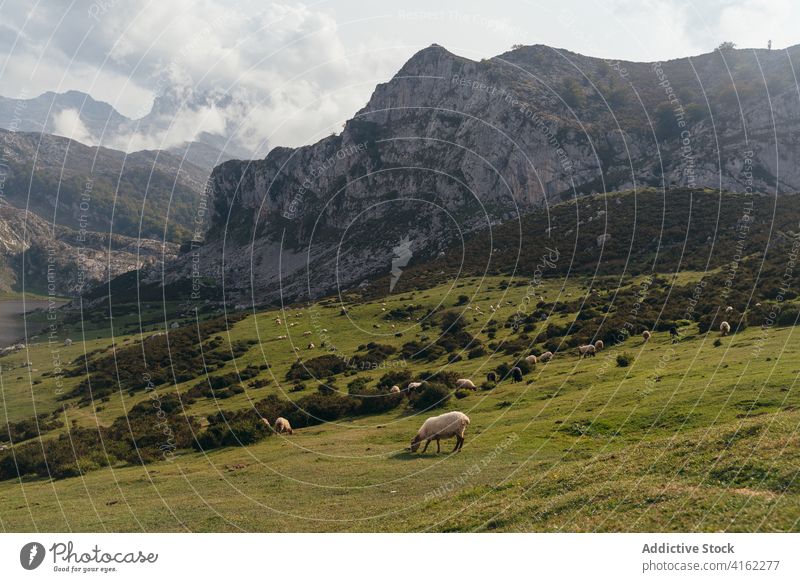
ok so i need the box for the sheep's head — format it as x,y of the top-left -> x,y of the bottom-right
409,434 -> 422,453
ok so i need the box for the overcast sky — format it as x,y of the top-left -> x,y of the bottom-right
0,0 -> 795,152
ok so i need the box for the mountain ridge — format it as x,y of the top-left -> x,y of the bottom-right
134,42 -> 800,303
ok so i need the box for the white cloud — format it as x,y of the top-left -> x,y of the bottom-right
52,108 -> 93,143
1,0 -> 796,157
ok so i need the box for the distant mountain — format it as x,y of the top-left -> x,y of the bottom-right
155,43 -> 800,306
0,128 -> 208,242
0,205 -> 177,297
0,90 -> 249,171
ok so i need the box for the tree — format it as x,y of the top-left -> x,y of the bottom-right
716,41 -> 736,51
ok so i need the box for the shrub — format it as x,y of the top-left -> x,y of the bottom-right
409,382 -> 451,411
480,381 -> 496,391
286,355 -> 349,380
288,393 -> 358,427
376,369 -> 412,389
616,353 -> 632,367
353,387 -> 404,415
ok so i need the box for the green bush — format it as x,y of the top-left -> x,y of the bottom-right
409,382 -> 451,411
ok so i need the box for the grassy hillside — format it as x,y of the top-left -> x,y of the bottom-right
1,189 -> 799,532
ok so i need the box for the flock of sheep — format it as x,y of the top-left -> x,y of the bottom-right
259,302 -> 737,455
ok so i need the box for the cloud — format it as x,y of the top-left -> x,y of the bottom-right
52,108 -> 93,143
0,0 -> 398,155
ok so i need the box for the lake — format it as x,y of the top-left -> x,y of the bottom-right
0,300 -> 62,348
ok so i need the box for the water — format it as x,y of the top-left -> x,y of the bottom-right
0,300 -> 60,348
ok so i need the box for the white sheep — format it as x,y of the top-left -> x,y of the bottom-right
307,343 -> 315,349
389,385 -> 401,393
725,306 -> 734,313
525,354 -> 538,365
455,378 -> 476,390
642,330 -> 651,342
274,417 -> 293,435
407,381 -> 424,391
720,321 -> 731,336
409,411 -> 470,454
578,344 -> 597,357
594,340 -> 604,351
260,418 -> 272,431
539,351 -> 554,362
303,331 -> 312,336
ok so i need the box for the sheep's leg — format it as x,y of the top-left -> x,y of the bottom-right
452,436 -> 462,453
421,439 -> 430,453
435,439 -> 441,454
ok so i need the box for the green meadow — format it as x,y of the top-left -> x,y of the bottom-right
1,271 -> 799,532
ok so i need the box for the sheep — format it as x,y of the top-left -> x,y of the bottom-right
725,306 -> 734,314
486,371 -> 497,383
63,338 -> 73,347
389,385 -> 401,394
539,351 -> 554,362
510,367 -> 523,382
407,381 -> 424,391
455,378 -> 476,390
578,344 -> 597,357
409,411 -> 470,454
260,418 -> 272,431
274,417 -> 293,435
525,354 -> 538,366
307,343 -> 315,349
274,318 -> 281,325
720,321 -> 731,336
303,331 -> 312,336
594,340 -> 604,351
642,330 -> 651,342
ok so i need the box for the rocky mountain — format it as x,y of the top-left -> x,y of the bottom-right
0,90 -> 249,171
0,205 -> 177,296
145,43 -> 800,304
0,129 -> 209,242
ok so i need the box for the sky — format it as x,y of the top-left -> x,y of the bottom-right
0,0 -> 795,154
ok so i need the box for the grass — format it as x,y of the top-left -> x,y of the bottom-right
0,274 -> 799,532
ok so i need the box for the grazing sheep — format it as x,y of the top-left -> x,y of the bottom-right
510,367 -> 523,382
725,306 -> 734,313
455,378 -> 477,390
525,354 -> 538,365
307,343 -> 315,349
389,385 -> 401,393
720,321 -> 731,336
594,340 -> 604,351
274,318 -> 281,325
274,417 -> 293,435
303,331 -> 312,336
642,330 -> 651,342
409,411 -> 470,454
578,344 -> 597,358
539,351 -> 554,362
260,418 -> 272,431
407,381 -> 424,391
63,338 -> 73,347
486,371 -> 497,383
